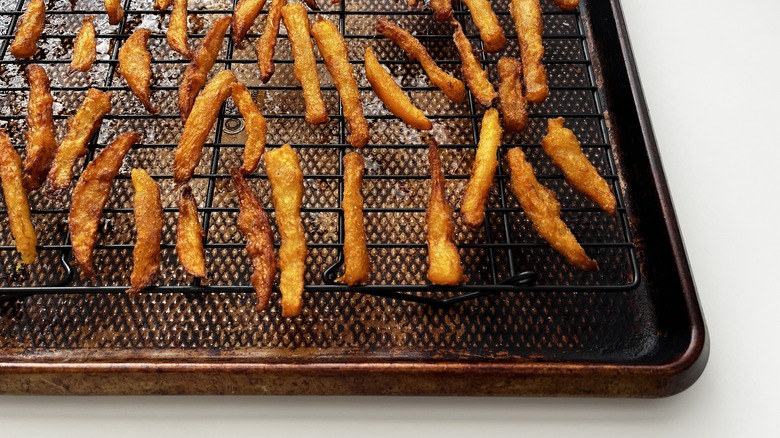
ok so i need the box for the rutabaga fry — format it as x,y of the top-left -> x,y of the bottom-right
178,16 -> 231,121
176,184 -> 206,278
68,16 -> 97,74
9,0 -> 45,59
255,0 -> 286,83
460,0 -> 507,53
231,169 -> 276,311
364,46 -> 431,131
0,130 -> 37,265
510,0 -> 549,103
452,20 -> 497,108
173,70 -> 236,184
232,0 -> 268,46
375,19 -> 466,104
506,147 -> 598,271
167,0 -> 191,59
430,0 -> 453,22
281,3 -> 329,125
265,144 -> 306,317
311,17 -> 369,148
118,28 -> 158,114
336,152 -> 370,286
46,88 -> 112,195
230,83 -> 267,175
497,57 -> 528,133
541,117 -> 617,216
127,168 -> 163,293
154,0 -> 173,10
426,140 -> 463,286
549,0 -> 578,11
461,108 -> 501,228
22,65 -> 57,191
104,0 -> 124,26
69,132 -> 137,278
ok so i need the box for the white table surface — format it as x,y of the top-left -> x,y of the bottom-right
2,1 -> 779,436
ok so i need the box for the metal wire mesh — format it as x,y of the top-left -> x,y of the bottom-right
0,0 -> 638,308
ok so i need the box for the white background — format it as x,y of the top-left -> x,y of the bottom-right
2,1 -> 779,436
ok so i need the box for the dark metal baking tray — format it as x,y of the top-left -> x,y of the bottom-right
0,0 -> 708,395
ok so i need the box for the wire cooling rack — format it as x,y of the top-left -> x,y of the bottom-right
0,0 -> 638,307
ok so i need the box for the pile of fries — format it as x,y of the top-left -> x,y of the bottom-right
1,0 -> 623,316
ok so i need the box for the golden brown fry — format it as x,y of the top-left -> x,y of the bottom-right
119,28 -> 157,114
426,140 -> 463,285
364,47 -> 431,131
230,82 -> 267,175
232,0 -> 268,45
68,16 -> 97,74
461,108 -> 501,228
506,147 -> 598,270
69,133 -> 137,278
375,19 -> 466,104
336,152 -> 370,286
154,0 -> 173,10
281,3 -> 329,125
541,117 -> 617,216
104,0 -> 124,26
177,16 -> 231,121
175,185 -> 206,278
0,130 -> 37,265
550,0 -> 578,11
167,0 -> 191,59
174,70 -> 236,184
461,0 -> 507,53
9,0 -> 45,59
510,0 -> 549,103
302,0 -> 319,10
22,65 -> 57,191
265,144 -> 306,317
127,168 -> 163,293
497,57 -> 528,133
430,0 -> 453,22
451,20 -> 497,108
311,17 -> 369,148
46,88 -> 112,195
231,169 -> 276,311
255,0 -> 286,83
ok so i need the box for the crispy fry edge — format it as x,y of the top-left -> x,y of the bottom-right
231,169 -> 277,311
336,152 -> 370,286
128,168 -> 163,293
167,0 -> 192,59
173,70 -> 236,184
10,0 -> 46,59
69,16 -> 97,74
506,147 -> 598,271
541,117 -> 617,216
0,129 -> 38,265
461,0 -> 507,53
119,28 -> 158,114
375,19 -> 466,104
22,65 -> 58,191
265,144 -> 306,317
45,88 -> 112,196
230,82 -> 267,175
461,108 -> 502,228
510,0 -> 549,103
497,57 -> 528,133
255,0 -> 286,83
311,17 -> 369,148
364,46 -> 432,131
232,0 -> 269,45
281,3 -> 329,125
69,132 -> 137,278
178,16 -> 231,121
104,0 -> 124,26
550,0 -> 579,11
430,0 -> 453,22
176,185 -> 207,278
426,140 -> 463,286
452,20 -> 497,108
